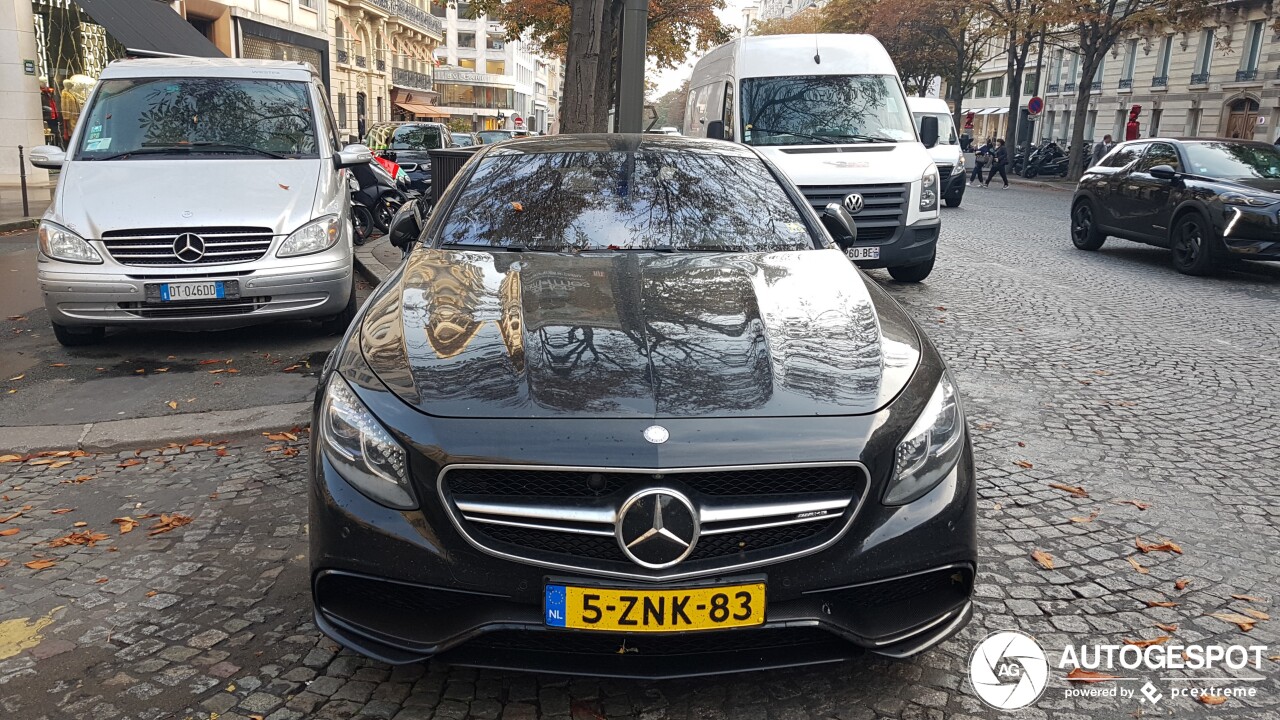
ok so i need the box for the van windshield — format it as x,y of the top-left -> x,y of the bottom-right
912,112 -> 958,145
740,75 -> 916,146
75,77 -> 319,160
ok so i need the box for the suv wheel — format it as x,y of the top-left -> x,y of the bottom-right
52,322 -> 105,347
887,255 -> 935,282
1070,200 -> 1106,250
1170,212 -> 1216,276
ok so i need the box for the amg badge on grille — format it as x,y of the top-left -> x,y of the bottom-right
643,425 -> 669,444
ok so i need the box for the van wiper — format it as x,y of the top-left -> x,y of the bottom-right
188,142 -> 287,158
92,146 -> 194,161
820,133 -> 897,143
747,127 -> 837,145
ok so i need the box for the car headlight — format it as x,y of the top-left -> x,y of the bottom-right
38,221 -> 102,264
320,375 -> 416,509
920,167 -> 939,212
1220,191 -> 1276,207
278,215 -> 341,257
956,154 -> 965,170
885,373 -> 964,505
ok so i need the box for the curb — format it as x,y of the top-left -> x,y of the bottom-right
0,218 -> 38,233
0,401 -> 311,454
353,240 -> 393,284
1010,178 -> 1073,192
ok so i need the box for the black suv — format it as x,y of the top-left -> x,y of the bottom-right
1070,137 -> 1280,274
365,122 -> 454,194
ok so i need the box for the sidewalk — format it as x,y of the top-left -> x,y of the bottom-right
0,182 -> 53,231
353,234 -> 400,284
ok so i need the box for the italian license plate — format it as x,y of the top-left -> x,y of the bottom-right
160,281 -> 224,302
846,246 -> 881,261
544,583 -> 765,633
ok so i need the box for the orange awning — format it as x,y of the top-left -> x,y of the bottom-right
395,101 -> 447,117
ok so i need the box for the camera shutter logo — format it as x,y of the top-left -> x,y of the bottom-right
969,631 -> 1050,710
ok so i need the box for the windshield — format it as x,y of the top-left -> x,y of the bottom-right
76,77 -> 318,159
389,125 -> 445,150
740,75 -> 916,146
1183,142 -> 1280,180
437,149 -> 818,253
477,130 -> 516,144
912,112 -> 958,145
452,133 -> 475,146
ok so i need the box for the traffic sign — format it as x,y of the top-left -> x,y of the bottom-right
1027,96 -> 1044,116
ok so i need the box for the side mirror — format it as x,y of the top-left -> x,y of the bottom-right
919,116 -> 939,149
335,143 -> 373,169
706,120 -> 725,140
29,145 -> 66,169
387,200 -> 421,250
1148,164 -> 1177,180
821,203 -> 858,248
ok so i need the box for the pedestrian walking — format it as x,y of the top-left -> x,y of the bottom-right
970,137 -> 992,185
1091,134 -> 1114,166
985,138 -> 1009,188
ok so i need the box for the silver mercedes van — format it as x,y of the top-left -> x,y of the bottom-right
29,58 -> 371,346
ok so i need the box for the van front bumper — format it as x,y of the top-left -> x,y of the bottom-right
850,217 -> 940,270
39,256 -> 353,329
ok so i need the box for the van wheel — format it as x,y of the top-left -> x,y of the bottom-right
944,196 -> 962,208
52,323 -> 105,347
888,255 -> 935,283
320,282 -> 358,335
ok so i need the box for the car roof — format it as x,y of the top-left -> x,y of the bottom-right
477,133 -> 759,157
100,57 -> 318,81
1122,136 -> 1274,148
907,97 -> 951,114
370,121 -> 447,129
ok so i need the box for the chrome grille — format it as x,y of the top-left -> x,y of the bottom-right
439,463 -> 868,580
118,297 -> 270,319
936,164 -> 953,184
798,183 -> 908,243
101,227 -> 274,266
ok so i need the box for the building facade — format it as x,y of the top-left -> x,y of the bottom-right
956,1 -> 1280,149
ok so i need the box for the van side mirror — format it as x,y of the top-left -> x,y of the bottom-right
821,203 -> 858,248
29,145 -> 66,169
919,116 -> 939,149
706,120 -> 725,140
387,200 -> 422,251
1148,164 -> 1177,180
335,143 -> 373,168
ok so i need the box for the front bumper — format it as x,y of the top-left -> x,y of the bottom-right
40,254 -> 353,328
309,393 -> 977,676
1217,205 -> 1280,260
850,217 -> 941,270
944,170 -> 967,202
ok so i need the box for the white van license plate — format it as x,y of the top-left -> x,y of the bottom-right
160,281 -> 225,302
846,247 -> 881,261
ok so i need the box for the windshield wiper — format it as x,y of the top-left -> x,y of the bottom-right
747,127 -> 837,145
92,142 -> 288,161
439,241 -> 560,253
187,142 -> 287,158
819,133 -> 897,143
91,146 -> 194,161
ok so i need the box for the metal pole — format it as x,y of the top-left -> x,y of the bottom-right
18,145 -> 29,218
617,0 -> 649,133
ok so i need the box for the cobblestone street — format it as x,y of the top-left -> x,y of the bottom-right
1,184 -> 1278,720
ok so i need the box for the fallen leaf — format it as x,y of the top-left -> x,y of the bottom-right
1093,370 -> 1110,376
0,454 -> 24,463
95,577 -> 108,584
1013,460 -> 1034,469
7,316 -> 26,321
134,369 -> 146,375
1146,600 -> 1178,608
1017,441 -> 1026,447
1128,556 -> 1150,575
24,559 -> 57,570
1070,510 -> 1099,523
1198,695 -> 1227,706
1049,482 -> 1089,498
281,364 -> 301,372
48,530 -> 110,548
264,433 -> 295,442
147,514 -> 193,536
49,363 -> 66,368
166,401 -> 178,410
1175,578 -> 1190,591
198,359 -> 225,365
1154,623 -> 1178,632
118,458 -> 143,468
145,590 -> 157,597
1031,550 -> 1055,570
0,528 -> 19,536
1136,537 -> 1183,554
1115,499 -> 1151,510
1241,609 -> 1270,621
216,448 -> 228,457
7,374 -> 24,381
1209,612 -> 1257,631
207,369 -> 226,374
72,521 -> 87,528
1231,594 -> 1266,603
278,183 -> 289,190
49,460 -> 72,469
1124,636 -> 1170,648
49,508 -> 73,515
155,367 -> 169,373
976,422 -> 994,431
72,475 -> 94,484
0,511 -> 24,523
1066,668 -> 1119,682
511,201 -> 524,211
111,517 -> 138,534
226,368 -> 239,374
1078,379 -> 1093,385
0,559 -> 8,567
282,447 -> 300,458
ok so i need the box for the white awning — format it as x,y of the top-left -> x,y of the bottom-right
992,108 -> 1010,115
975,108 -> 997,115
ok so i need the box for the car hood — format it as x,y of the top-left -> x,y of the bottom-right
755,143 -> 932,185
388,150 -> 435,165
51,159 -> 324,238
360,248 -> 922,419
1221,177 -> 1280,194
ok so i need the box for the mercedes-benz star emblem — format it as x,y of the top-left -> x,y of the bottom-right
615,488 -> 699,568
842,193 -> 865,214
643,425 -> 669,444
172,233 -> 206,263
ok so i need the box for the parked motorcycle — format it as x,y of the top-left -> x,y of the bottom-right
350,158 -> 413,237
1022,141 -> 1067,179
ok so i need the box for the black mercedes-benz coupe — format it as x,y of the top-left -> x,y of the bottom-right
1071,137 -> 1280,275
309,134 -> 976,678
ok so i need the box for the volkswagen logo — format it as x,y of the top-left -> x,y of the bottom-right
172,233 -> 206,263
643,425 -> 669,444
842,193 -> 865,214
615,488 -> 699,568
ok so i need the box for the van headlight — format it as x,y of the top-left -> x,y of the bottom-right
278,215 -> 341,257
38,221 -> 102,264
956,154 -> 965,170
885,373 -> 964,505
320,375 -> 416,509
920,167 -> 939,212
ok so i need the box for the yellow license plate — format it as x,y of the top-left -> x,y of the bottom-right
544,583 -> 765,632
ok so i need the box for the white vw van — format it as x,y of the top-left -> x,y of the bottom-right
29,58 -> 371,346
908,97 -> 967,208
685,34 -> 942,281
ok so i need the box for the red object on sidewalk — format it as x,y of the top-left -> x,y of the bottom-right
1125,104 -> 1142,141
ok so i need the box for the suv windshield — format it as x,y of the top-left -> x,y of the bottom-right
1184,141 -> 1280,180
912,112 -> 958,145
740,75 -> 916,146
369,124 -> 446,151
76,77 -> 319,159
437,149 -> 817,253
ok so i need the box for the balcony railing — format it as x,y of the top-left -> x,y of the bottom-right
1191,72 -> 1209,84
337,48 -> 349,65
1151,75 -> 1168,88
392,0 -> 444,38
1090,81 -> 1101,91
1046,83 -> 1059,93
355,55 -> 367,69
1118,78 -> 1132,89
1064,81 -> 1076,92
392,66 -> 433,92
376,58 -> 386,72
1236,68 -> 1258,82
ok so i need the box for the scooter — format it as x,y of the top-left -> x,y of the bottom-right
1022,142 -> 1065,178
350,158 -> 411,235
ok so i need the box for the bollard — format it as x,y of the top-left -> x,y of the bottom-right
18,145 -> 30,217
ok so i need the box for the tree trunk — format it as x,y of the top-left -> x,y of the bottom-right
1067,55 -> 1099,181
1006,35 -> 1031,150
950,43 -> 967,139
561,0 -> 607,133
